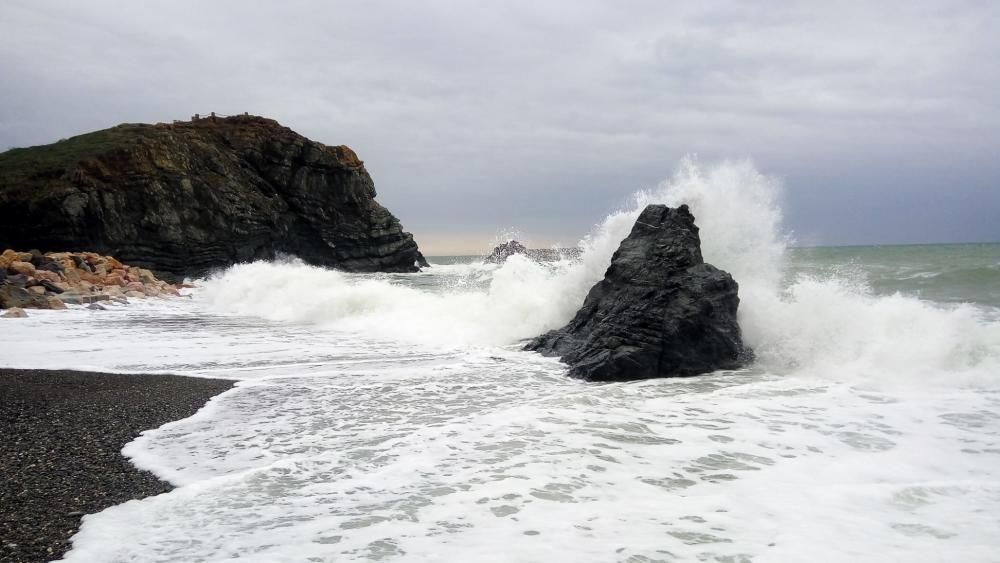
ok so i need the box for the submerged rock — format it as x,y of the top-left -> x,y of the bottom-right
0,114 -> 426,280
1,307 -> 27,318
525,204 -> 748,381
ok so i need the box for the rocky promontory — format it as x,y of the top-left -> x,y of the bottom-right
0,114 -> 426,281
525,204 -> 748,381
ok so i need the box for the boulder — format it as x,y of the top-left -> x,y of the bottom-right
484,240 -> 528,264
0,284 -> 51,309
46,296 -> 67,310
29,249 -> 64,273
105,273 -> 126,287
524,204 -> 748,381
33,270 -> 62,283
1,307 -> 27,318
62,268 -> 81,283
0,249 -> 17,269
38,279 -> 64,293
71,255 -> 92,273
0,115 -> 427,280
8,261 -> 35,277
137,269 -> 157,284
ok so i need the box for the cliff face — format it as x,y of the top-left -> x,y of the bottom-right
0,115 -> 427,280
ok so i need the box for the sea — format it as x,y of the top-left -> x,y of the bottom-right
3,159 -> 998,562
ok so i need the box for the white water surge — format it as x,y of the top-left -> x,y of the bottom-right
3,158 -> 998,562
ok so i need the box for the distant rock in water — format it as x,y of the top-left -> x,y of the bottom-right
484,240 -> 528,263
525,204 -> 748,381
483,240 -> 583,264
0,114 -> 427,281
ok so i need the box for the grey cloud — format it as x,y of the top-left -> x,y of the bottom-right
1,0 -> 997,253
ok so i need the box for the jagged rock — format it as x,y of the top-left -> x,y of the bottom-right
0,114 -> 427,280
484,240 -> 528,264
525,204 -> 748,381
1,307 -> 27,318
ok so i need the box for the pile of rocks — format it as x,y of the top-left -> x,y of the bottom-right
0,249 -> 184,317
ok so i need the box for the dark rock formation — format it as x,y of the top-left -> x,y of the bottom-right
0,114 -> 427,281
484,240 -> 528,264
525,204 -> 748,381
483,241 -> 583,264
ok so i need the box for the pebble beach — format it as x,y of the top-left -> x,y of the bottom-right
0,369 -> 233,563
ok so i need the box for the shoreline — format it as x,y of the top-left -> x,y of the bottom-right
0,368 -> 235,563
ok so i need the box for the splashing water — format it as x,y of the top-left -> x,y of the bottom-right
2,157 -> 998,562
199,156 -> 1000,381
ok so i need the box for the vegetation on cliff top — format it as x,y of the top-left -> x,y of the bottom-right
0,116 -> 365,197
0,126 -> 143,192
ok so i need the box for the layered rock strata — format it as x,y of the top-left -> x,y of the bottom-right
0,115 -> 426,281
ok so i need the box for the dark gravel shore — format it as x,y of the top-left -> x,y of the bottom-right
0,369 -> 235,563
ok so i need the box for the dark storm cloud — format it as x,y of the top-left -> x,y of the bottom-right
1,0 -> 997,252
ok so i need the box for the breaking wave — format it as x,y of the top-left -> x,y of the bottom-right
199,156 -> 1000,382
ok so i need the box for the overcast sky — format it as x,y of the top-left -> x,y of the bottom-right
1,1 -> 998,253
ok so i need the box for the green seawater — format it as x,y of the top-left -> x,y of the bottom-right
788,243 -> 1000,308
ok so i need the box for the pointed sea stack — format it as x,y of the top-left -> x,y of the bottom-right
525,204 -> 748,381
0,114 -> 427,281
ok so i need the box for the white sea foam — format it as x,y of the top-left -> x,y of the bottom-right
2,157 -> 996,562
197,156 -> 1000,382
